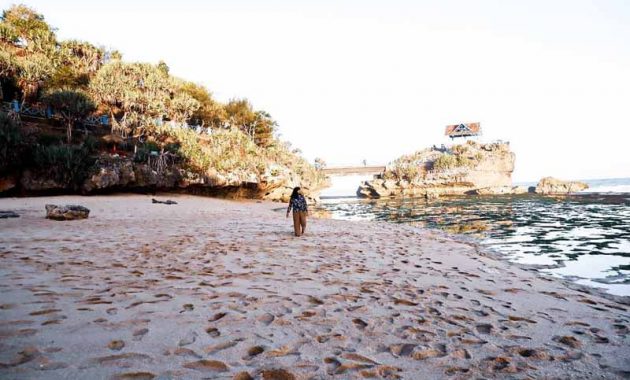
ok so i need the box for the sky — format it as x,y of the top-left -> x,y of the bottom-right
3,0 -> 629,181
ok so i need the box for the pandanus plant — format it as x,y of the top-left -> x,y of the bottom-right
43,89 -> 95,144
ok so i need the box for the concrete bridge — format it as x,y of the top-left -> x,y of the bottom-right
322,165 -> 386,176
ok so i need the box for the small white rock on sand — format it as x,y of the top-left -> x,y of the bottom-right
0,194 -> 628,379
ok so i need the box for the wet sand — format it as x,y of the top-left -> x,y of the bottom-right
0,194 -> 628,379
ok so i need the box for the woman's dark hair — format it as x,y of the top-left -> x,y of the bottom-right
290,187 -> 301,200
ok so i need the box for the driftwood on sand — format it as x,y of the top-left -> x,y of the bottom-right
152,198 -> 178,205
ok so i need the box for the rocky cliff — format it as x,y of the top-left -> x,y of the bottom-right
357,141 -> 516,198
4,154 -> 325,203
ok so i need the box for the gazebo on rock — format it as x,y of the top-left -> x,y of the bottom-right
445,122 -> 482,140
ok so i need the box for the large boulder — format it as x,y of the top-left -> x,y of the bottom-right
45,204 -> 90,220
263,186 -> 292,202
357,179 -> 397,198
535,177 -> 588,195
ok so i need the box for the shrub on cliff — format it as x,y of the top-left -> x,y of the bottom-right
155,125 -> 327,189
157,126 -> 258,174
433,154 -> 457,171
32,143 -> 95,188
386,142 -> 492,179
0,112 -> 24,174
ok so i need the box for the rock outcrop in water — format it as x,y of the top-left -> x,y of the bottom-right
535,177 -> 588,195
357,141 -> 516,198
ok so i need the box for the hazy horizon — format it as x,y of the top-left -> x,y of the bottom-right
4,0 -> 629,182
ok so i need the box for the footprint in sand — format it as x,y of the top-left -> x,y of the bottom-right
182,359 -> 229,373
389,343 -> 417,357
352,318 -> 368,330
412,344 -> 447,360
95,352 -> 152,367
553,335 -> 582,348
243,346 -> 265,360
208,312 -> 227,322
260,368 -> 297,380
475,324 -> 493,334
133,328 -> 149,341
108,340 -> 125,351
205,327 -> 220,337
111,372 -> 156,380
257,313 -> 275,325
173,347 -> 202,359
178,331 -> 198,347
181,304 -> 194,313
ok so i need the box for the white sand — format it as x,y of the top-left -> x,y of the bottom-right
0,194 -> 628,379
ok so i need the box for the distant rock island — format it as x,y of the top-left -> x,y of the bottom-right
535,176 -> 589,195
357,141 -> 518,198
357,141 -> 588,198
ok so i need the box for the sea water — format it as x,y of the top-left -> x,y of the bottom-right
317,177 -> 630,296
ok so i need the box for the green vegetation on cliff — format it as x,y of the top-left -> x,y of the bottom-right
384,140 -> 509,182
0,4 -> 325,195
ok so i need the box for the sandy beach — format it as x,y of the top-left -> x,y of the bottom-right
0,194 -> 628,379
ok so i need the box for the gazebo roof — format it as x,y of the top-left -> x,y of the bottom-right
445,122 -> 481,137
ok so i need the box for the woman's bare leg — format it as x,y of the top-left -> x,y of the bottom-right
300,212 -> 307,235
292,212 -> 301,236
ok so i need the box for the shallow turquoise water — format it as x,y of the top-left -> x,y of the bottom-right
316,194 -> 630,296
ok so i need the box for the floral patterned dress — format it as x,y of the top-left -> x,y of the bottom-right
287,195 -> 308,212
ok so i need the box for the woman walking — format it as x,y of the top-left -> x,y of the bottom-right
286,187 -> 308,237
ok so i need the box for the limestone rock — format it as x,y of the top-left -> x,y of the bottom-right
45,204 -> 90,220
512,185 -> 529,194
357,179 -> 397,198
357,142 -> 516,198
15,153 -> 324,201
263,187 -> 292,203
425,190 -> 440,200
82,158 -> 135,192
82,157 -> 183,192
535,177 -> 588,195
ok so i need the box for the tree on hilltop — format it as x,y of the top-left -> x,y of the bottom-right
50,40 -> 105,88
0,5 -> 56,102
168,92 -> 200,123
0,4 -> 56,55
224,98 -> 256,133
15,52 -> 54,103
43,89 -> 95,144
252,110 -> 276,148
178,81 -> 226,128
